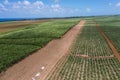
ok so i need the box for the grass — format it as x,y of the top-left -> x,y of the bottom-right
0,19 -> 80,72
48,19 -> 120,80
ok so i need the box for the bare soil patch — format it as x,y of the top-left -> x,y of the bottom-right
0,20 -> 86,80
0,19 -> 53,32
95,21 -> 120,61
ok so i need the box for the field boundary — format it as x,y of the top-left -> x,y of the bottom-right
95,21 -> 120,61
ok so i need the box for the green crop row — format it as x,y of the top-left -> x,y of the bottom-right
49,56 -> 120,80
0,19 -> 80,72
71,21 -> 113,56
48,19 -> 120,80
95,16 -> 120,53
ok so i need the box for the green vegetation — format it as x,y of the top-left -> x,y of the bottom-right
71,21 -> 113,56
95,16 -> 120,53
48,19 -> 120,80
0,19 -> 80,72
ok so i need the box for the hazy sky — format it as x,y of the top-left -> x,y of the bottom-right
0,0 -> 120,18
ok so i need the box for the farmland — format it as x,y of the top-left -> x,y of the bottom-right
1,0 -> 120,79
0,19 -> 53,32
95,16 -> 120,53
0,16 -> 120,80
0,19 -> 80,72
47,17 -> 120,80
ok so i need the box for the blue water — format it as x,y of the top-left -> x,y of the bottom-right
0,18 -> 23,22
0,18 -> 43,22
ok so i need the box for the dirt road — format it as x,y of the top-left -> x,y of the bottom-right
0,20 -> 86,80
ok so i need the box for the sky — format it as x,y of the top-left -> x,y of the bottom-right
0,0 -> 120,18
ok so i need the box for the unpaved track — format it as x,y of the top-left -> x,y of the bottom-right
0,20 -> 86,80
95,21 -> 120,61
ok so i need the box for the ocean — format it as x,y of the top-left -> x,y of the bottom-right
0,18 -> 25,22
0,18 -> 43,22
